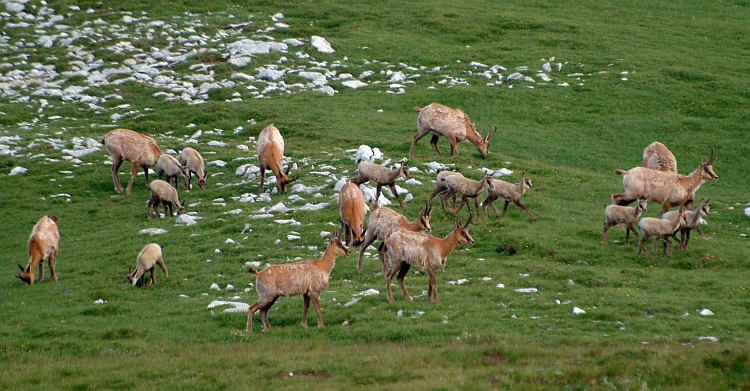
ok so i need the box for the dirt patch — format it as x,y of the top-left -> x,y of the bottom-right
497,244 -> 517,255
278,370 -> 327,379
483,352 -> 507,364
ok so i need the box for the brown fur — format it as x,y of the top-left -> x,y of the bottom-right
157,154 -> 190,191
481,173 -> 536,220
17,215 -> 60,285
602,198 -> 648,246
101,128 -> 163,195
663,199 -> 710,252
146,180 -> 185,220
384,214 -> 474,304
441,173 -> 494,218
356,200 -> 432,274
410,103 -> 495,159
180,147 -> 207,190
612,147 -> 717,214
257,124 -> 296,194
350,160 -> 410,209
338,181 -> 366,247
643,142 -> 677,173
427,170 -> 463,212
127,243 -> 168,287
637,209 -> 686,257
246,232 -> 351,332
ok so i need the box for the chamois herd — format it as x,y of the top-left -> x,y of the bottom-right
16,103 -> 719,333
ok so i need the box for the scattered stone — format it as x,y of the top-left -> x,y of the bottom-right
311,36 -> 335,53
572,307 -> 586,314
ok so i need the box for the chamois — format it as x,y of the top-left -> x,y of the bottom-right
146,180 -> 185,220
643,142 -> 677,173
384,213 -> 474,304
180,147 -> 206,190
257,124 -> 297,195
246,231 -> 351,332
16,215 -> 60,285
411,103 -> 495,158
612,147 -> 717,214
157,154 -> 190,191
101,128 -> 163,195
637,209 -> 686,257
427,170 -> 463,212
602,198 -> 648,245
127,243 -> 168,287
663,199 -> 710,251
338,181 -> 366,247
441,172 -> 494,217
357,200 -> 432,274
350,160 -> 410,209
481,173 -> 536,221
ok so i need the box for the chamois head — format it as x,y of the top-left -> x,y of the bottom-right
420,201 -> 433,233
398,160 -> 410,180
176,200 -> 186,216
700,147 -> 718,182
521,172 -> 534,190
483,172 -> 495,191
197,169 -> 207,190
636,197 -> 649,214
126,267 -> 137,286
277,165 -> 299,194
698,198 -> 711,217
454,212 -> 475,246
328,231 -> 352,257
16,263 -> 33,285
477,126 -> 496,159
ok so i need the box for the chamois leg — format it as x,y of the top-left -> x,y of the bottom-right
428,134 -> 443,157
357,229 -> 378,274
638,234 -> 651,256
259,296 -> 279,332
156,259 -> 168,279
125,162 -> 140,195
602,221 -> 613,245
446,135 -> 459,156
111,154 -> 125,194
683,229 -> 692,251
374,184 -> 383,203
385,261 -> 401,303
612,193 -> 636,207
258,166 -> 266,195
501,200 -> 511,219
652,236 -> 660,254
396,263 -> 413,302
515,200 -> 536,220
427,267 -> 439,304
142,165 -> 152,187
625,223 -> 639,246
49,250 -> 58,282
310,292 -> 324,328
341,221 -> 351,246
663,235 -> 673,258
487,199 -> 501,218
302,294 -> 311,328
246,302 -> 261,332
409,127 -> 432,158
147,267 -> 156,286
472,197 -> 481,219
389,183 -> 406,209
695,224 -> 707,240
377,242 -> 389,275
37,259 -> 44,283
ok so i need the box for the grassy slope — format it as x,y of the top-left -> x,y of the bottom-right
1,0 -> 749,389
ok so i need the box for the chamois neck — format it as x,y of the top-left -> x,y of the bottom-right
317,245 -> 340,274
684,167 -> 707,193
404,216 -> 423,231
516,179 -> 527,196
386,165 -> 404,182
684,210 -> 702,226
439,230 -> 462,257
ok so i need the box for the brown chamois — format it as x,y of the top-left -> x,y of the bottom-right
602,198 -> 648,245
257,124 -> 297,195
427,170 -> 463,212
410,103 -> 495,158
127,243 -> 168,287
350,160 -> 410,209
637,209 -> 686,257
338,181 -> 366,247
246,231 -> 351,332
101,128 -> 163,195
180,147 -> 206,190
643,142 -> 677,173
157,154 -> 190,191
481,172 -> 536,220
17,215 -> 60,285
146,180 -> 185,220
384,213 -> 474,304
356,200 -> 432,274
612,147 -> 717,214
441,172 -> 494,218
663,199 -> 710,252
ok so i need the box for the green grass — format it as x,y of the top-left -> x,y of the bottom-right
1,0 -> 749,389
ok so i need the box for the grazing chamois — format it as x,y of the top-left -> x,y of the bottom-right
350,160 -> 410,209
602,198 -> 648,245
180,147 -> 206,190
246,231 -> 351,332
411,103 -> 495,158
338,181 -> 366,246
17,215 -> 60,285
441,172 -> 494,218
384,213 -> 474,304
257,124 -> 297,195
157,154 -> 190,191
643,142 -> 677,173
146,180 -> 185,220
101,128 -> 163,195
637,209 -> 686,257
427,170 -> 463,212
481,173 -> 536,220
612,147 -> 717,214
127,243 -> 168,287
663,199 -> 710,252
356,200 -> 432,274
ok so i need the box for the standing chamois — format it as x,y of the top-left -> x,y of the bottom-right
101,128 -> 163,195
257,124 -> 297,195
411,103 -> 495,158
246,231 -> 351,332
440,172 -> 494,218
602,198 -> 648,246
481,173 -> 536,220
17,215 -> 60,285
612,147 -> 717,214
180,147 -> 207,190
637,209 -> 686,257
663,199 -> 711,252
338,181 -> 366,247
350,160 -> 410,209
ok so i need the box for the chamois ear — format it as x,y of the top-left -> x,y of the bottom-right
284,165 -> 292,175
50,216 -> 59,223
705,199 -> 711,204
18,263 -> 25,272
128,267 -> 132,275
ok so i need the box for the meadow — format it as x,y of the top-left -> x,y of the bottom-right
1,0 -> 749,389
